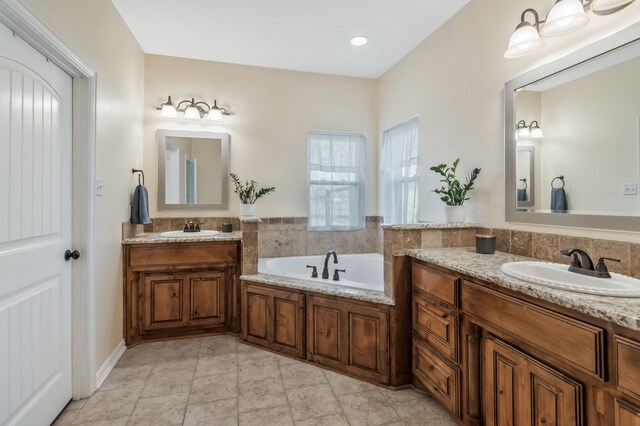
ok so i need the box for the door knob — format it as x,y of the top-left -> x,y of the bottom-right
65,249 -> 80,261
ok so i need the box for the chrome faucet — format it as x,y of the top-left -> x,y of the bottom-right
560,248 -> 620,278
322,250 -> 338,279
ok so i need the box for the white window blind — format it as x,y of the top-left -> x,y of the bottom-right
308,131 -> 365,231
381,117 -> 419,224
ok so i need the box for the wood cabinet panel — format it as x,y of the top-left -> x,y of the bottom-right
189,272 -> 225,326
241,284 -> 305,359
307,295 -> 390,384
463,282 -> 605,379
141,274 -> 187,332
412,293 -> 457,361
615,399 -> 640,426
412,263 -> 458,306
484,335 -> 583,426
413,340 -> 459,417
615,335 -> 640,399
129,243 -> 238,268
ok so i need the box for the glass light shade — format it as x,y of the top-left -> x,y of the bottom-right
184,105 -> 201,120
530,127 -> 544,138
159,103 -> 177,118
540,0 -> 589,37
590,0 -> 635,13
517,127 -> 531,138
207,108 -> 223,121
504,23 -> 544,59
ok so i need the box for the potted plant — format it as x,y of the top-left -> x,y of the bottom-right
229,172 -> 276,217
430,158 -> 481,223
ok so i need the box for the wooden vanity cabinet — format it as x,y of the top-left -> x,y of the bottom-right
410,258 -> 640,426
124,241 -> 241,346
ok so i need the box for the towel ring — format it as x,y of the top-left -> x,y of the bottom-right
132,168 -> 145,186
551,175 -> 565,189
519,178 -> 527,190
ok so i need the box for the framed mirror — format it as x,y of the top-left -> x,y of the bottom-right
505,23 -> 640,231
157,129 -> 229,211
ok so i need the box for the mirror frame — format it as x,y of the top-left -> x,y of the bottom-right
505,22 -> 640,231
516,145 -> 535,208
157,129 -> 230,211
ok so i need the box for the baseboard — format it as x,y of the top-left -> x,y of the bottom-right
95,339 -> 126,389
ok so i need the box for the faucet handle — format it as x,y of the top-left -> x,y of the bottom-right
306,265 -> 318,278
333,269 -> 346,281
596,257 -> 620,273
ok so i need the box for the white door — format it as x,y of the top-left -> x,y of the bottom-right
0,22 -> 73,426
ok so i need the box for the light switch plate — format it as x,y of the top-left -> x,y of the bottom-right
96,177 -> 104,196
623,183 -> 638,195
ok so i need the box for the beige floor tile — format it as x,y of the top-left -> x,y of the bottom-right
276,355 -> 303,367
199,335 -> 239,357
75,417 -> 130,426
325,370 -> 379,396
159,339 -> 203,361
189,372 -> 238,404
392,396 -> 457,426
153,358 -> 198,373
183,398 -> 238,426
53,409 -> 78,425
116,343 -> 164,367
65,399 -> 88,411
237,343 -> 277,362
196,353 -> 238,376
380,388 -> 427,404
279,362 -> 327,390
73,387 -> 142,423
238,405 -> 294,426
239,356 -> 280,383
99,365 -> 153,392
238,377 -> 288,413
293,413 -> 350,426
129,392 -> 188,426
286,384 -> 342,421
141,368 -> 194,398
338,391 -> 401,426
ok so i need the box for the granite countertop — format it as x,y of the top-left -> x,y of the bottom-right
381,222 -> 480,230
122,231 -> 243,244
240,273 -> 394,306
406,247 -> 640,332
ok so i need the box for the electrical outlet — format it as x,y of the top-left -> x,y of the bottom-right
96,177 -> 104,196
623,183 -> 638,195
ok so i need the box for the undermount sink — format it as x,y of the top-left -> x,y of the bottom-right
160,230 -> 220,238
500,261 -> 640,297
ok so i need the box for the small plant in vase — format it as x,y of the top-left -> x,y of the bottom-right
229,172 -> 276,217
430,158 -> 481,223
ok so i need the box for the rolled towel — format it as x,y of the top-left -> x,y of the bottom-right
131,184 -> 151,225
550,187 -> 567,213
517,188 -> 527,202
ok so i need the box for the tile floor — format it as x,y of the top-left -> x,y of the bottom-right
53,335 -> 456,425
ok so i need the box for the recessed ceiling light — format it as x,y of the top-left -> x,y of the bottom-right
350,36 -> 368,47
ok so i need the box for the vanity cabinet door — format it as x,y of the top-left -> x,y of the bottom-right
307,295 -> 389,384
241,284 -> 305,359
615,399 -> 640,426
189,272 -> 226,327
484,335 -> 583,426
141,273 -> 189,332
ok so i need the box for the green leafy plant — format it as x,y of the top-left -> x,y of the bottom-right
430,159 -> 481,206
229,172 -> 276,204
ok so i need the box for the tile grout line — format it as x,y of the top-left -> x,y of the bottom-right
275,351 -> 296,423
379,389 -> 407,425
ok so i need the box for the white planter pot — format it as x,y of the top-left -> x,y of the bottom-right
445,205 -> 466,223
240,203 -> 256,217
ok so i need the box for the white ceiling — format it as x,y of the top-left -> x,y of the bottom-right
110,0 -> 470,79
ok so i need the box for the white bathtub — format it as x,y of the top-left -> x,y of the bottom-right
258,253 -> 384,292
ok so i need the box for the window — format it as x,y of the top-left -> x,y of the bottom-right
381,117 -> 419,224
308,131 -> 365,231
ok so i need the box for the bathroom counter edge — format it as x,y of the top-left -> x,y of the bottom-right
122,231 -> 243,244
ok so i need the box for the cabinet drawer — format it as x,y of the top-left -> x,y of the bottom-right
412,262 -> 458,307
412,293 -> 457,361
129,243 -> 238,268
413,339 -> 459,417
615,336 -> 640,399
462,282 -> 605,379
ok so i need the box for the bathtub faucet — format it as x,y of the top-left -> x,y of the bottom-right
322,250 -> 339,279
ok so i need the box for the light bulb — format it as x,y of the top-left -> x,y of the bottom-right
540,0 -> 589,37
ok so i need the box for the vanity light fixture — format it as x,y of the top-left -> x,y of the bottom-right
516,120 -> 545,139
156,96 -> 230,121
505,0 -> 635,58
350,35 -> 369,46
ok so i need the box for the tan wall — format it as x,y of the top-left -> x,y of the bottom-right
144,54 -> 378,219
377,0 -> 640,243
22,0 -> 145,368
